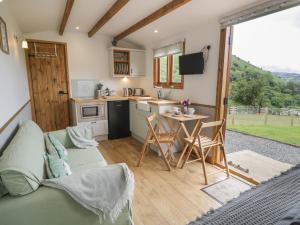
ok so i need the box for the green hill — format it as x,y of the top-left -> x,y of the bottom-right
229,55 -> 300,108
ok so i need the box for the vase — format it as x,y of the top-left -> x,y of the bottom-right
184,106 -> 188,114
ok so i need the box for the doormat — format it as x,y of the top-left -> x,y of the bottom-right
202,177 -> 252,205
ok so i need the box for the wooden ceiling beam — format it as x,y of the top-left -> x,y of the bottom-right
88,0 -> 130,38
114,0 -> 192,42
59,0 -> 75,35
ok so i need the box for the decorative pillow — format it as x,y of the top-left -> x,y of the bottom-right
44,154 -> 72,179
0,177 -> 8,197
0,120 -> 46,196
44,134 -> 58,156
46,133 -> 68,162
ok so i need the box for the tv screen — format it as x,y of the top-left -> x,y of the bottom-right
179,52 -> 204,75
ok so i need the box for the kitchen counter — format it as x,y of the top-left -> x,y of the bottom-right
71,96 -> 179,105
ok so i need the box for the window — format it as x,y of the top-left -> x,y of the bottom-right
153,42 -> 184,89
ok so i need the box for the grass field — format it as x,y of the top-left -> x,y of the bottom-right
227,114 -> 300,146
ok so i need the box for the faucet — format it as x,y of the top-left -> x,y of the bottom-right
154,86 -> 163,99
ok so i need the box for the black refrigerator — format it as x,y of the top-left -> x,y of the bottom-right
107,100 -> 130,139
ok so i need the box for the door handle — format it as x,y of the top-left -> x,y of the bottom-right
58,90 -> 68,95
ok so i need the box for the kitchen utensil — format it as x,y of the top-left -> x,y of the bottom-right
123,88 -> 133,97
133,88 -> 144,96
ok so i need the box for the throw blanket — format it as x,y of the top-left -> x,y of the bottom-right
42,163 -> 134,223
189,164 -> 300,225
66,125 -> 99,148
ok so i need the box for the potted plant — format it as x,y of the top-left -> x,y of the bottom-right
181,99 -> 191,114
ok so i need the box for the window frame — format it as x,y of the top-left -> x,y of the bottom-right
153,41 -> 185,89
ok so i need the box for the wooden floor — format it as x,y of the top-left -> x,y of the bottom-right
99,137 -> 230,225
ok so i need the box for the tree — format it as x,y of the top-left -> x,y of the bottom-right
229,55 -> 300,108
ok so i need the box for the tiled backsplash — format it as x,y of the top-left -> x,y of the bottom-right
71,79 -> 99,98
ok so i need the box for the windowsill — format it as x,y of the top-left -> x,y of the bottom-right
153,83 -> 184,89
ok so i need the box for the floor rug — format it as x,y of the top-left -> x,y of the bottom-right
202,177 -> 252,204
189,164 -> 300,225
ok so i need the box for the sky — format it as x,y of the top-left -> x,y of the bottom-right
232,5 -> 300,74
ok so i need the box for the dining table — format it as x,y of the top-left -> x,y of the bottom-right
161,112 -> 209,168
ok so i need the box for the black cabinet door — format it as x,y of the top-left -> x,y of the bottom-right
108,100 -> 130,139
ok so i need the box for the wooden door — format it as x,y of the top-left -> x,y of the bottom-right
25,40 -> 70,132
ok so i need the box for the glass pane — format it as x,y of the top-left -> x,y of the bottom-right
172,53 -> 182,83
159,56 -> 168,83
82,106 -> 98,117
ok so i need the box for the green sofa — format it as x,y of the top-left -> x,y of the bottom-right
0,121 -> 133,225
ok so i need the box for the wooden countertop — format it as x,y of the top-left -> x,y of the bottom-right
71,96 -> 179,106
147,99 -> 179,105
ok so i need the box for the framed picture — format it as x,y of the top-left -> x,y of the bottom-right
0,17 -> 9,54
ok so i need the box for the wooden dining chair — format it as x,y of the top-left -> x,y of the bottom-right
137,113 -> 176,171
181,119 -> 230,184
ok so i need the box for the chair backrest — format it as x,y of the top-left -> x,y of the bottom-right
191,119 -> 226,147
145,113 -> 168,141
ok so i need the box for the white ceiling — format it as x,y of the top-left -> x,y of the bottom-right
7,0 -> 264,46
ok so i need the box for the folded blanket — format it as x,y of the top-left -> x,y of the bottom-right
42,163 -> 134,223
66,125 -> 99,148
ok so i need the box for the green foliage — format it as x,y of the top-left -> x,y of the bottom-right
227,125 -> 300,146
230,56 -> 300,108
159,56 -> 168,83
172,53 -> 181,83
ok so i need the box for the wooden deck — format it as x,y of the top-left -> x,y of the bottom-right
99,137 -> 228,225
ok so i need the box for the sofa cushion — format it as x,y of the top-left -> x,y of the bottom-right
0,177 -> 8,197
44,154 -> 72,179
67,147 -> 107,172
0,120 -> 46,196
48,129 -> 74,148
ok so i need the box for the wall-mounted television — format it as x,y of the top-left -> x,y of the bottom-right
179,52 -> 204,75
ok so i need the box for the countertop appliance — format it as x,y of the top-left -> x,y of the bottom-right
76,102 -> 106,122
108,100 -> 130,139
133,88 -> 144,96
123,88 -> 133,97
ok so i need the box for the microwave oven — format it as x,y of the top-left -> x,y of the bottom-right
77,102 -> 106,123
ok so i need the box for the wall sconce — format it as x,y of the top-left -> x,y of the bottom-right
21,40 -> 28,49
14,35 -> 28,49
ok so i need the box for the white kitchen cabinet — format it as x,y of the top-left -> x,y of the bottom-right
91,120 -> 108,136
76,121 -> 108,141
110,47 -> 145,77
130,50 -> 145,77
130,101 -> 159,140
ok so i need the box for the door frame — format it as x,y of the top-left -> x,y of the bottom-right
24,39 -> 71,127
212,26 -> 233,164
213,27 -> 259,185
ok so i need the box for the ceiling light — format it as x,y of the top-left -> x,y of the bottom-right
154,30 -> 158,33
76,26 -> 80,30
0,0 -> 3,2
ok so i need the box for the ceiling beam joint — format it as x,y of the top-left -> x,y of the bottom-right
114,0 -> 192,42
88,0 -> 130,38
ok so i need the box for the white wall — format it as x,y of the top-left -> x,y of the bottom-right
25,31 -> 142,96
0,2 -> 30,128
138,20 -> 221,106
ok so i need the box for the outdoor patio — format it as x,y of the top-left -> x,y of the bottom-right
225,130 -> 300,165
